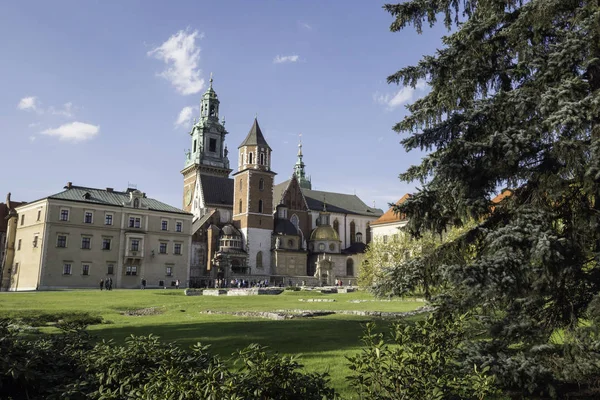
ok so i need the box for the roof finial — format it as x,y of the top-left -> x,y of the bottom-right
255,112 -> 258,119
323,195 -> 327,212
297,133 -> 303,156
209,72 -> 213,88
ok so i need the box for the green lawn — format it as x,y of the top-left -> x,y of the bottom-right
0,289 -> 424,398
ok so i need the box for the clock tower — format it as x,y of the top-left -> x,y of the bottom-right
233,118 -> 276,274
181,75 -> 232,218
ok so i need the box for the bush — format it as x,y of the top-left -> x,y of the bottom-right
0,319 -> 336,400
285,286 -> 301,291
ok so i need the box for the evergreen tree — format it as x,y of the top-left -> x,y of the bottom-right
384,0 -> 600,396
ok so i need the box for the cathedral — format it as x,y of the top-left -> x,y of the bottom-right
181,78 -> 383,287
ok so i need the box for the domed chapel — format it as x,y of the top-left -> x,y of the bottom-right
180,78 -> 383,287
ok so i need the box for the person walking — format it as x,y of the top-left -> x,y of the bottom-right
141,278 -> 146,290
100,279 -> 104,291
175,279 -> 180,290
108,277 -> 113,291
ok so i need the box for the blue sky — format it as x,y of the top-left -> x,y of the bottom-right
0,0 -> 447,211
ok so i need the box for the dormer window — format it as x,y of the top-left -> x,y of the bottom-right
83,192 -> 91,200
133,198 -> 139,208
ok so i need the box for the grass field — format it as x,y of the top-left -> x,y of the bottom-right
0,289 -> 425,398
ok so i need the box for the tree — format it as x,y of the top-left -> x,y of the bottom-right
360,222 -> 475,300
383,0 -> 600,396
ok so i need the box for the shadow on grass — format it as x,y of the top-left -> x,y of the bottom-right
90,317 -> 391,358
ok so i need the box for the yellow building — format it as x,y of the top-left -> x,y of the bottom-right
1,183 -> 193,291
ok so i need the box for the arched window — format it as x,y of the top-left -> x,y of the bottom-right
346,259 -> 354,276
249,153 -> 253,164
239,200 -> 242,213
258,200 -> 263,213
366,223 -> 371,244
349,221 -> 356,244
287,239 -> 294,248
333,219 -> 339,236
193,139 -> 197,153
133,198 -> 139,208
290,214 -> 299,230
356,232 -> 363,243
240,179 -> 243,191
259,178 -> 264,191
256,251 -> 263,268
260,153 -> 265,165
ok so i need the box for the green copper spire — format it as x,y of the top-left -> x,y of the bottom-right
293,134 -> 312,189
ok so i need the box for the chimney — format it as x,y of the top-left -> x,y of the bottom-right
66,182 -> 72,189
106,187 -> 113,193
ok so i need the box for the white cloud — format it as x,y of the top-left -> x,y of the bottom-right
18,96 -> 40,112
175,106 -> 197,128
28,122 -> 40,128
41,122 -> 99,142
148,29 -> 205,95
49,102 -> 75,118
273,54 -> 299,64
29,136 -> 36,142
374,79 -> 428,110
300,22 -> 312,30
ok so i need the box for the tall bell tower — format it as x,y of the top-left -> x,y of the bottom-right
233,118 -> 276,274
181,75 -> 232,216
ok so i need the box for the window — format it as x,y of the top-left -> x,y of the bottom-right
129,217 -> 141,228
319,243 -> 325,251
12,263 -> 18,274
159,243 -> 167,254
240,179 -> 243,191
346,259 -> 354,276
102,238 -> 111,250
256,251 -> 263,268
33,235 -> 38,248
366,223 -> 371,244
63,263 -> 72,275
333,219 -> 340,236
133,198 -> 140,208
209,138 -> 217,152
107,264 -> 114,275
176,221 -> 182,232
356,232 -> 363,243
248,152 -> 253,164
105,214 -> 113,225
81,237 -> 91,249
174,243 -> 182,255
20,214 -> 24,225
84,212 -> 93,224
126,265 -> 138,276
193,139 -> 197,153
57,235 -> 67,248
166,266 -> 173,276
259,178 -> 264,191
258,200 -> 263,213
259,153 -> 265,165
37,210 -> 41,221
287,239 -> 294,248
329,243 -> 335,251
239,200 -> 242,213
131,239 -> 140,251
17,239 -> 21,250
290,214 -> 299,230
161,220 -> 168,231
60,209 -> 69,221
350,221 -> 356,244
82,264 -> 90,276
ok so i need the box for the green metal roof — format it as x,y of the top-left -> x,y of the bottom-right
46,185 -> 191,215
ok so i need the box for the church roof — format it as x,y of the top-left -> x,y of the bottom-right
200,175 -> 234,206
238,118 -> 271,150
303,188 -> 383,217
370,193 -> 411,226
39,185 -> 190,215
342,241 -> 368,254
273,180 -> 383,217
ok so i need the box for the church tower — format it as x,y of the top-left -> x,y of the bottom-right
181,75 -> 232,215
293,137 -> 311,189
233,118 -> 276,274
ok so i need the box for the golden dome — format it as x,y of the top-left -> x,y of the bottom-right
310,225 -> 340,241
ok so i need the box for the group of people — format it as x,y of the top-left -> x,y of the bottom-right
211,279 -> 270,288
99,278 -> 113,290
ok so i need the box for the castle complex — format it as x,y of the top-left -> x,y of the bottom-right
0,77 -> 383,291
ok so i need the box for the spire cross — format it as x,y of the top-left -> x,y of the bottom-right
209,72 -> 213,87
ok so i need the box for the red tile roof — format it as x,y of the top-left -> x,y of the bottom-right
370,194 -> 411,226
